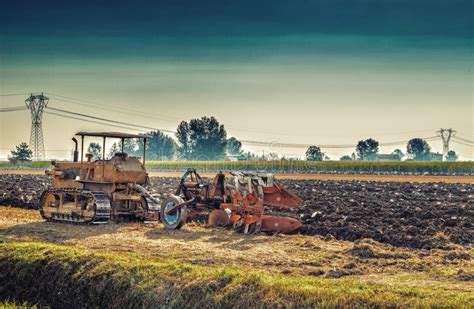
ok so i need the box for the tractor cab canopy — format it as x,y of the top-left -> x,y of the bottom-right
75,131 -> 151,165
76,132 -> 151,139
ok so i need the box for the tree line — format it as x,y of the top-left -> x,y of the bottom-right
8,116 -> 459,163
306,138 -> 458,162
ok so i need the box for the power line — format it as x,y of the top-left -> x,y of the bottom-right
4,92 -> 464,154
46,92 -> 437,138
47,106 -> 441,150
241,136 -> 439,149
0,106 -> 27,112
453,136 -> 474,144
44,111 -> 149,133
0,93 -> 31,97
47,94 -> 180,123
47,93 -> 323,136
451,139 -> 474,148
46,106 -> 175,133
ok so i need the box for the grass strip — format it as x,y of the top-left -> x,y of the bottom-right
0,239 -> 471,308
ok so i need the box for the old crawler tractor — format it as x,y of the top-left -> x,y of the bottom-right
40,132 -> 159,223
161,169 -> 303,234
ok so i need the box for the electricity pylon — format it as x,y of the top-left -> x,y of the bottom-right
25,93 -> 49,161
436,128 -> 456,161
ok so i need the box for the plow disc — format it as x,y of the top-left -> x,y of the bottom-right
260,216 -> 302,234
208,209 -> 231,227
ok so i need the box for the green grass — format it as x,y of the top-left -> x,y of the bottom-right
0,300 -> 38,309
0,161 -> 51,170
0,300 -> 35,308
1,160 -> 473,174
0,239 -> 471,308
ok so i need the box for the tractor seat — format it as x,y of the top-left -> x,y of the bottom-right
114,152 -> 128,159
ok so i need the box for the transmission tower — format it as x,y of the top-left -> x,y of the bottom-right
436,128 -> 456,161
25,93 -> 49,161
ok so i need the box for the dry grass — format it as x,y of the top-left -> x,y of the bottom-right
1,206 -> 473,304
1,239 -> 473,308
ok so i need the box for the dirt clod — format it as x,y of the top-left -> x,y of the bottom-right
308,269 -> 325,277
343,262 -> 357,269
325,268 -> 360,279
444,252 -> 471,261
348,245 -> 376,259
457,270 -> 474,281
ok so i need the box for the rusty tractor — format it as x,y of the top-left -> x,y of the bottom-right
39,132 -> 159,223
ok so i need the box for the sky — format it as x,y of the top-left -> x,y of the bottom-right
0,0 -> 472,160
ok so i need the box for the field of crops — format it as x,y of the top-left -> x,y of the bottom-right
1,160 -> 473,174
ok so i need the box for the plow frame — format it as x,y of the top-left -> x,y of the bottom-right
161,169 -> 302,234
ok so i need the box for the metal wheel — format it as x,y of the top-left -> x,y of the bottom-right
160,195 -> 188,229
39,190 -> 58,220
208,209 -> 231,228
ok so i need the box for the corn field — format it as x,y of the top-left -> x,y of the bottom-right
145,161 -> 473,174
1,160 -> 472,174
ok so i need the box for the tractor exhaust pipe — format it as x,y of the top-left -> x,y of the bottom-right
72,137 -> 79,162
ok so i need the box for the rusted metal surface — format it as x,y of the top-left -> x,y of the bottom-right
208,209 -> 231,227
161,169 -> 303,234
40,132 -> 159,224
260,216 -> 302,234
262,184 -> 303,208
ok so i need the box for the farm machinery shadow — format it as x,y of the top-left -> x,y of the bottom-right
145,224 -> 281,250
1,219 -> 274,251
0,220 -> 128,244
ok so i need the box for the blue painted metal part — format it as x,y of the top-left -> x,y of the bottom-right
164,201 -> 178,224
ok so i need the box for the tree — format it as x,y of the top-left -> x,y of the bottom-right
9,142 -> 32,164
356,138 -> 379,161
108,142 -> 121,158
137,130 -> 176,160
340,155 -> 352,161
391,149 -> 404,161
446,150 -> 458,161
176,121 -> 191,160
268,152 -> 279,161
107,139 -> 140,159
305,146 -> 324,161
87,142 -> 102,160
176,116 -> 227,161
226,137 -> 243,156
407,138 -> 431,161
123,139 -> 139,156
244,151 -> 258,160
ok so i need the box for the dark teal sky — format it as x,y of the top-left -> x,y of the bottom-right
0,1 -> 472,159
1,1 -> 472,61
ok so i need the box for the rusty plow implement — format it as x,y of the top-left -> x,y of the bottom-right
160,169 -> 302,234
